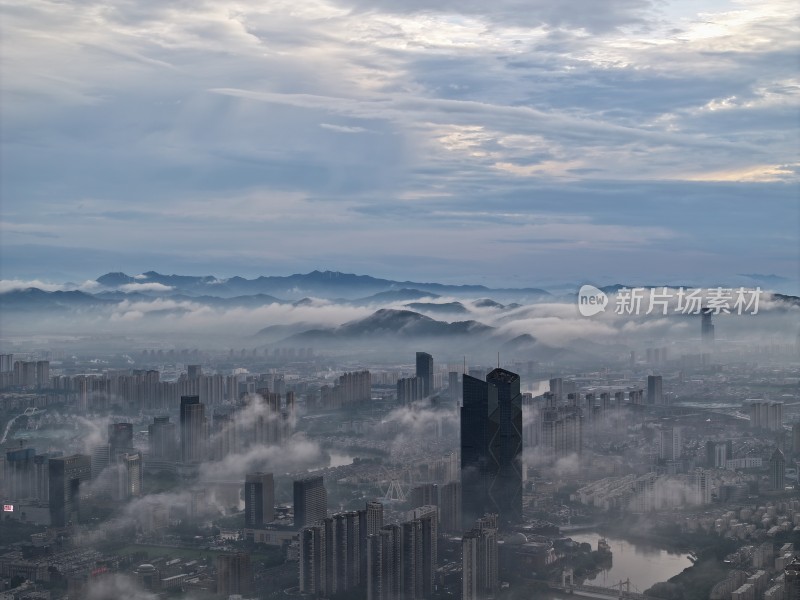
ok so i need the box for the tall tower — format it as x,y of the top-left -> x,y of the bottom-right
460,368 -> 523,529
462,514 -> 498,600
701,308 -> 715,344
294,475 -> 327,529
367,525 -> 402,600
439,481 -> 462,534
449,371 -> 459,404
148,416 -> 178,461
48,454 -> 91,527
415,352 -> 434,398
299,526 -> 324,595
108,422 -> 134,461
180,396 -> 206,463
647,375 -> 663,405
658,427 -> 682,461
769,448 -> 785,491
406,505 -> 438,598
245,472 -> 274,528
365,500 -> 384,535
116,452 -> 143,499
5,448 -> 36,500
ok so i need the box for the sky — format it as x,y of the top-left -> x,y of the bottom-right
1,0 -> 798,288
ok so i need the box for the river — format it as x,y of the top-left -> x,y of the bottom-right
567,531 -> 693,594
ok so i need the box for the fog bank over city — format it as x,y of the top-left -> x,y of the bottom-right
2,0 -> 798,596
1,271 -> 797,365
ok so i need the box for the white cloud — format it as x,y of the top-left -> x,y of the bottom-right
320,123 -> 370,133
0,278 -> 101,293
118,282 -> 175,293
0,279 -> 66,293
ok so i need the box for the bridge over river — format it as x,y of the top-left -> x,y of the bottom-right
541,570 -> 661,600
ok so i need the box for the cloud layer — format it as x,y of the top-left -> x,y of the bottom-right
1,0 -> 797,285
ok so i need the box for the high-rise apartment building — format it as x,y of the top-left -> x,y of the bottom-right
747,400 -> 784,431
35,361 -> 49,388
4,448 -> 36,500
539,394 -> 583,459
406,505 -> 437,598
658,427 -> 682,461
549,378 -> 563,401
769,448 -> 785,491
366,508 -> 436,600
356,501 -> 384,589
409,483 -> 438,510
448,371 -> 459,403
705,440 -> 731,468
216,552 -> 252,596
397,376 -> 424,405
439,481 -> 461,534
116,452 -> 143,499
462,514 -> 499,600
793,423 -> 800,456
461,368 -> 523,529
367,524 -> 402,600
300,510 -> 363,598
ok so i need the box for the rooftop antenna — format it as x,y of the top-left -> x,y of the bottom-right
463,356 -> 466,375
497,352 -> 500,368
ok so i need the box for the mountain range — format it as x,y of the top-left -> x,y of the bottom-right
93,270 -> 551,300
2,270 -> 797,354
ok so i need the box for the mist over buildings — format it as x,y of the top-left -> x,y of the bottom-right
1,268 -> 798,600
1,0 -> 798,597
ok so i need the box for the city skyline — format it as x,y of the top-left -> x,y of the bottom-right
0,1 -> 798,598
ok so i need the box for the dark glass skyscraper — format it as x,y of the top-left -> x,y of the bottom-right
415,352 -> 433,398
108,422 -> 134,461
460,368 -> 523,529
294,475 -> 327,529
180,395 -> 206,463
245,472 -> 275,528
701,308 -> 715,344
48,454 -> 91,527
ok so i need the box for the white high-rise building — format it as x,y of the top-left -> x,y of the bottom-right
747,400 -> 784,431
462,514 -> 498,600
658,427 -> 682,461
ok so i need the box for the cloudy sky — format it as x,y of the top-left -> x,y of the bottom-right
1,0 -> 798,287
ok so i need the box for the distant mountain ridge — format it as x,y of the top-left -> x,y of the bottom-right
92,270 -> 551,299
3,271 -> 796,316
281,308 -> 494,345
